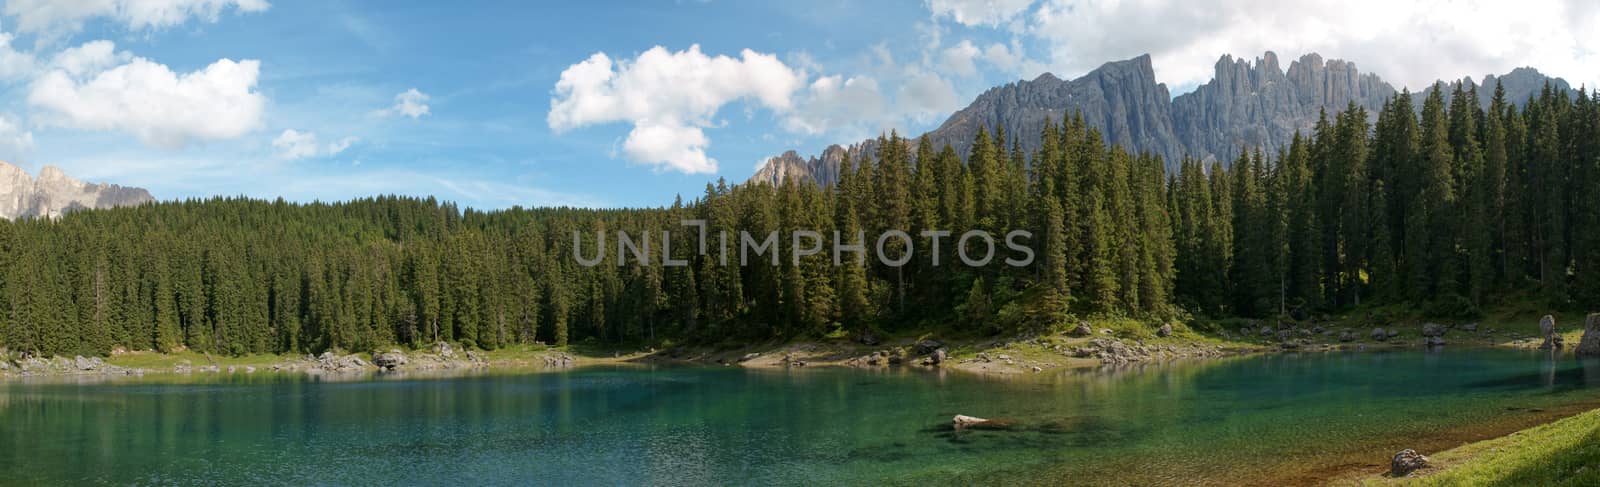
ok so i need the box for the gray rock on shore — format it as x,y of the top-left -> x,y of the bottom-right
1390,449 -> 1429,477
1539,314 -> 1562,350
373,350 -> 408,371
1578,313 -> 1600,357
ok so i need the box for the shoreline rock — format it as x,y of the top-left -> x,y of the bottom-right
1390,449 -> 1430,477
1578,313 -> 1600,357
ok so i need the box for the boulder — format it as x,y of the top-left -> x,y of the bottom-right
373,350 -> 408,370
930,348 -> 948,365
1339,331 -> 1356,342
1390,449 -> 1429,477
1156,324 -> 1174,337
1540,315 -> 1557,339
1578,313 -> 1600,357
1424,337 -> 1446,347
857,330 -> 881,346
73,355 -> 102,371
1371,328 -> 1388,341
1421,323 -> 1446,337
1388,329 -> 1400,338
913,339 -> 944,356
433,342 -> 457,360
1070,322 -> 1094,337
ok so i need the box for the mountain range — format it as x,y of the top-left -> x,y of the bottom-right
752,51 -> 1574,187
0,161 -> 154,220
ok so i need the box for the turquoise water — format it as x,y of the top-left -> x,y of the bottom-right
3,349 -> 1599,485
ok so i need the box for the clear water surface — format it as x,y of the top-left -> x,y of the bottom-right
3,348 -> 1599,486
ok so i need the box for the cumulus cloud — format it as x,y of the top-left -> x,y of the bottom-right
938,40 -> 981,77
982,42 -> 1021,71
0,33 -> 37,81
3,0 -> 270,39
926,0 -> 1036,27
946,0 -> 1599,92
28,41 -> 266,149
49,40 -> 127,76
0,114 -> 35,154
547,45 -> 805,174
272,129 -> 355,160
783,75 -> 888,136
379,88 -> 430,118
897,70 -> 961,124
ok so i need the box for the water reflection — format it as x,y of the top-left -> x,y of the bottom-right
1,349 -> 1599,486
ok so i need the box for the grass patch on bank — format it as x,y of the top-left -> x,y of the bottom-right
1359,408 -> 1600,486
104,350 -> 290,370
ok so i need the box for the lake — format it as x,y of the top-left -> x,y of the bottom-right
3,349 -> 1599,485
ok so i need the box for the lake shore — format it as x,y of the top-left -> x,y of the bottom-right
1334,407 -> 1600,486
0,316 -> 1588,381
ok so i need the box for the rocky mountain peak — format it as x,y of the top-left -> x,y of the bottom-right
0,161 -> 155,220
750,50 -> 1570,187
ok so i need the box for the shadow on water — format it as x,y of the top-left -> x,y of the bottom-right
1462,355 -> 1600,393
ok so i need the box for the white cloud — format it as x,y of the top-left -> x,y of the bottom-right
0,33 -> 38,81
27,42 -> 266,149
547,44 -> 805,174
3,0 -> 270,39
982,42 -> 1021,71
379,88 -> 430,118
783,75 -> 887,137
1001,0 -> 1600,92
897,70 -> 961,124
272,129 -> 355,159
0,114 -> 35,154
939,39 -> 981,77
927,0 -> 1037,27
270,129 -> 318,159
49,40 -> 127,76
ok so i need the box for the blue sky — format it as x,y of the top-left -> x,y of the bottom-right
0,0 -> 1594,209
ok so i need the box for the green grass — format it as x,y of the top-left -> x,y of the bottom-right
1356,409 -> 1600,486
105,351 -> 291,370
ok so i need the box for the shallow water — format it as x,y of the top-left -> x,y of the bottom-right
3,349 -> 1599,485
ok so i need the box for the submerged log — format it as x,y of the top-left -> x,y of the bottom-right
951,414 -> 1014,430
952,414 -> 987,426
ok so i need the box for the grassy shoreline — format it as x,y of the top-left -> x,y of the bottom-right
1343,407 -> 1600,486
1,308 -> 1588,380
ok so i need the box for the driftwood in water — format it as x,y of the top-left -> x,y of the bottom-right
952,414 -> 1015,430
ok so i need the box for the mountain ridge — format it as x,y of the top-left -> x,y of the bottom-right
753,51 -> 1575,187
0,161 -> 154,219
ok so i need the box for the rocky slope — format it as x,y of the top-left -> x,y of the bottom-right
753,51 -> 1571,187
0,161 -> 153,219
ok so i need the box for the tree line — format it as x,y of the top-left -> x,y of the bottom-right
0,81 -> 1595,357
